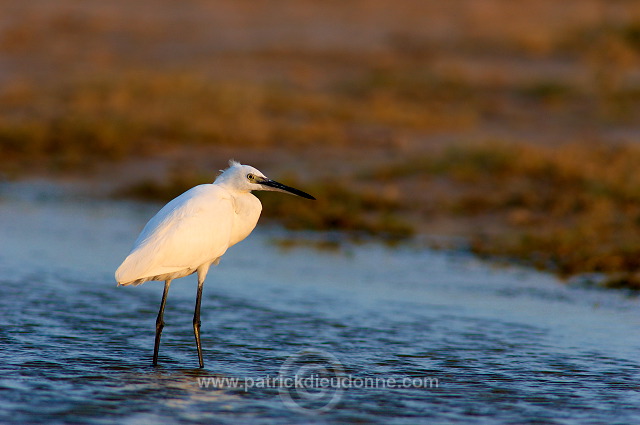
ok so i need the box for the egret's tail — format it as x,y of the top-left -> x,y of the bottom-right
115,261 -> 149,286
116,278 -> 148,287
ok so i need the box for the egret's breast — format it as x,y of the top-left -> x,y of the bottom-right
229,193 -> 262,247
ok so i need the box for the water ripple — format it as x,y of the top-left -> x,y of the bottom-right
1,186 -> 640,424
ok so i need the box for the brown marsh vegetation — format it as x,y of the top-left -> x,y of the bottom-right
3,1 -> 640,288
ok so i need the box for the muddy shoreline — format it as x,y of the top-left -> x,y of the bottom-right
3,1 -> 640,288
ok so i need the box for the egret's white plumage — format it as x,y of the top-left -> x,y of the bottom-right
116,176 -> 256,286
115,160 -> 315,367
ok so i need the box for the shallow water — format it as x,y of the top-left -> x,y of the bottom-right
1,181 -> 639,424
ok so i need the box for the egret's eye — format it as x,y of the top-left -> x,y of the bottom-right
247,173 -> 255,181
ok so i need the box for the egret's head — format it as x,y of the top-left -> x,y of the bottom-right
215,160 -> 315,199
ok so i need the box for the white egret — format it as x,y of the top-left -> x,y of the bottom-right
115,160 -> 315,367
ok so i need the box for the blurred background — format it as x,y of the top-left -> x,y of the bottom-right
2,0 -> 640,286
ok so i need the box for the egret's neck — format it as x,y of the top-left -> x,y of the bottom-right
227,191 -> 262,247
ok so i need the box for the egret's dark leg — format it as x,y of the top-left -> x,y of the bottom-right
153,279 -> 172,366
193,273 -> 206,368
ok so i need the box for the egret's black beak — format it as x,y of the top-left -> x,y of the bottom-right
260,178 -> 316,200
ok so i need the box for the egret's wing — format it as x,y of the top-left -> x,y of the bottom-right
116,185 -> 234,285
